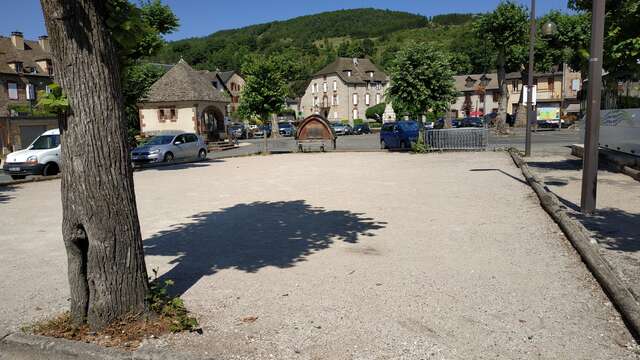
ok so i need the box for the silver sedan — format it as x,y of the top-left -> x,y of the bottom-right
131,132 -> 207,165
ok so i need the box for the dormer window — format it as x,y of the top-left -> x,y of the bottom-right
346,71 -> 352,77
368,71 -> 374,78
8,61 -> 23,73
479,75 -> 490,87
465,76 -> 476,88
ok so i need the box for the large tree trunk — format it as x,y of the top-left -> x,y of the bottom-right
496,52 -> 509,134
41,0 -> 149,330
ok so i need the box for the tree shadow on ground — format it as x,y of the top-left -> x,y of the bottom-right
554,195 -> 640,252
0,186 -> 15,203
143,200 -> 386,296
136,159 -> 224,172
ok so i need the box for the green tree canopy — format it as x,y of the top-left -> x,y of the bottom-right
365,102 -> 386,120
473,1 -> 528,132
237,55 -> 289,120
386,42 -> 458,120
569,0 -> 640,76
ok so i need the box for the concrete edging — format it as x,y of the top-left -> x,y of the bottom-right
507,148 -> 640,338
0,331 -> 213,360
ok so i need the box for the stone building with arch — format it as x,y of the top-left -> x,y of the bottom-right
137,59 -> 230,141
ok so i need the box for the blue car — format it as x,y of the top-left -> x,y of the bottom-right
380,121 -> 420,149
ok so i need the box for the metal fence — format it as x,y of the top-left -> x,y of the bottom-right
424,128 -> 489,152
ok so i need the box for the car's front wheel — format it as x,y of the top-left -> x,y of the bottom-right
198,149 -> 207,160
43,162 -> 59,176
164,152 -> 174,162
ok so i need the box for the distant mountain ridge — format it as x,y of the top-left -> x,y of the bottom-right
151,9 -> 481,96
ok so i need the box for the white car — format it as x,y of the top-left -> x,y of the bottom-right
2,128 -> 61,180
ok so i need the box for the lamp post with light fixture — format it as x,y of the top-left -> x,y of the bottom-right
525,0 -> 557,157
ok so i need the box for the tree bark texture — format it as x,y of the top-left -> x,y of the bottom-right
496,51 -> 509,134
40,0 -> 149,330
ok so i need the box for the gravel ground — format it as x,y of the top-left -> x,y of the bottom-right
526,154 -> 640,303
0,152 -> 637,359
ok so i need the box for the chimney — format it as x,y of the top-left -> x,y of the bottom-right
353,58 -> 359,67
38,35 -> 50,52
11,31 -> 24,50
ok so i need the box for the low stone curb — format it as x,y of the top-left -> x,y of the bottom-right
508,148 -> 640,338
571,144 -> 640,182
0,331 -> 213,360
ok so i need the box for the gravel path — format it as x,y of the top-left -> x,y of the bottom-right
0,152 -> 637,359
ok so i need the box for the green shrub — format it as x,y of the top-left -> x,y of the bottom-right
353,118 -> 364,125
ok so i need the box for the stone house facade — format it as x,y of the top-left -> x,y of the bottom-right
0,32 -> 57,153
301,57 -> 393,125
138,59 -> 230,141
452,67 -> 581,123
200,70 -> 245,116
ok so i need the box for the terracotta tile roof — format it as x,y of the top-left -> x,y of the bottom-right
314,57 -> 388,84
143,59 -> 229,103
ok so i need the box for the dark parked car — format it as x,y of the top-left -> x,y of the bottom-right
380,121 -> 420,149
460,117 -> 484,128
434,118 -> 460,129
352,124 -> 371,135
228,124 -> 248,139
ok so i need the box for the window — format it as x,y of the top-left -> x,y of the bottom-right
365,93 -> 370,106
347,71 -> 352,77
353,109 -> 358,119
335,95 -> 339,105
479,94 -> 485,102
331,94 -> 337,106
333,81 -> 337,91
174,135 -> 186,144
313,96 -> 318,106
323,82 -> 327,92
30,135 -> 60,150
158,108 -> 176,122
512,80 -> 518,92
492,92 -> 499,102
548,78 -> 554,92
185,134 -> 198,143
376,93 -> 381,105
353,93 -> 358,105
369,71 -> 374,78
7,82 -> 18,100
313,83 -> 317,93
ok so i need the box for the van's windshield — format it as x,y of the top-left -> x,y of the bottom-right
30,135 -> 60,150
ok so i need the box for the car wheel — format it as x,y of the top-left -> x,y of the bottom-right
43,162 -> 59,176
380,140 -> 387,150
198,149 -> 207,160
10,175 -> 26,180
164,152 -> 174,162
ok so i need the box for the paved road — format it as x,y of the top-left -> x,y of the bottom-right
0,129 -> 581,184
0,152 -> 635,359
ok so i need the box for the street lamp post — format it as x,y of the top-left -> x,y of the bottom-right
525,0 -> 536,157
525,0 -> 557,157
580,0 -> 606,214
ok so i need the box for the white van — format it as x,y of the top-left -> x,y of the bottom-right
2,128 -> 61,180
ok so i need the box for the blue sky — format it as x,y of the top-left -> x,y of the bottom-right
3,0 -> 570,41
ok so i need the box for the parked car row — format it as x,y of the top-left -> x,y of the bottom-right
330,123 -> 372,136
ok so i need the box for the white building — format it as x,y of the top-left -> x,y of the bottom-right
301,57 -> 393,125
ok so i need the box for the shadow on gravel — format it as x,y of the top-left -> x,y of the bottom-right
0,186 -> 15,203
555,195 -> 640,252
143,200 -> 386,295
470,168 -> 528,185
136,159 -> 223,172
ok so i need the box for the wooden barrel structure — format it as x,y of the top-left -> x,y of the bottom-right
295,115 -> 336,152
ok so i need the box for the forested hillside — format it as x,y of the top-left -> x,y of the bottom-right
151,8 -> 489,96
